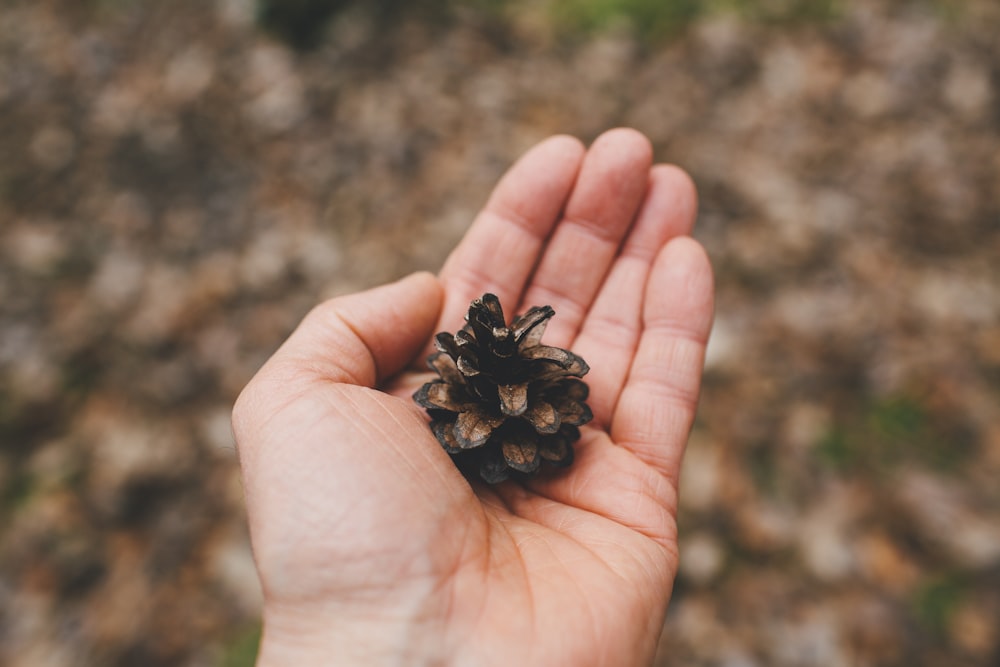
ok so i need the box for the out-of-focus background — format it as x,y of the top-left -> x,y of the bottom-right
1,0 -> 998,664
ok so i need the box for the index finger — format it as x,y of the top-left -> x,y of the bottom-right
437,135 -> 585,332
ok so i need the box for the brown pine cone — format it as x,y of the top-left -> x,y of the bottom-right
414,293 -> 593,483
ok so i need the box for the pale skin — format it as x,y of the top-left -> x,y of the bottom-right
232,128 -> 715,666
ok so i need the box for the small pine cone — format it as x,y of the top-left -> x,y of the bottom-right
413,293 -> 593,483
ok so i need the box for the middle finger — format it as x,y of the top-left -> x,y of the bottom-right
518,128 -> 652,348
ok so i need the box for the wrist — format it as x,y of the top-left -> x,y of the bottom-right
255,598 -> 449,667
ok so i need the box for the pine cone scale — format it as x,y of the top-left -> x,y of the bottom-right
523,345 -> 590,374
501,434 -> 540,473
557,400 -> 592,427
414,381 -> 469,413
434,332 -> 458,355
457,356 -> 480,376
432,420 -> 462,453
454,407 -> 505,449
512,306 -> 554,344
428,353 -> 462,384
498,383 -> 529,416
525,400 -> 560,434
539,442 -> 567,463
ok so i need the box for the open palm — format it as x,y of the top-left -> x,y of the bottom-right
232,129 -> 714,666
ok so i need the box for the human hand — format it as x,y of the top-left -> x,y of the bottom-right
232,128 -> 714,666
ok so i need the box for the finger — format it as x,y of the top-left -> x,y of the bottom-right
437,134 -> 585,332
611,238 -> 714,486
261,271 -> 444,388
570,165 -> 698,427
519,128 -> 653,347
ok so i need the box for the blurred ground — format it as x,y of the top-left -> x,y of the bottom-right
1,0 -> 999,665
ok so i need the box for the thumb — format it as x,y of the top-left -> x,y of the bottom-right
269,271 -> 444,387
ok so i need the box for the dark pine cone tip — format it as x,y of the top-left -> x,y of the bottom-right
413,293 -> 593,484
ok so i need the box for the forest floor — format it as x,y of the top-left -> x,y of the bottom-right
1,0 -> 999,665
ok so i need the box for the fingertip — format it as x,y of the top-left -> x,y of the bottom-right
504,134 -> 586,180
400,270 -> 444,302
538,133 -> 587,161
590,127 -> 653,167
623,165 -> 700,256
649,164 -> 699,224
647,237 -> 715,339
559,127 -> 655,238
394,270 -> 445,335
655,236 -> 713,279
485,134 -> 586,215
376,268 -> 445,339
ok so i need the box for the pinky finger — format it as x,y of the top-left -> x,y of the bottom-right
610,237 -> 714,487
